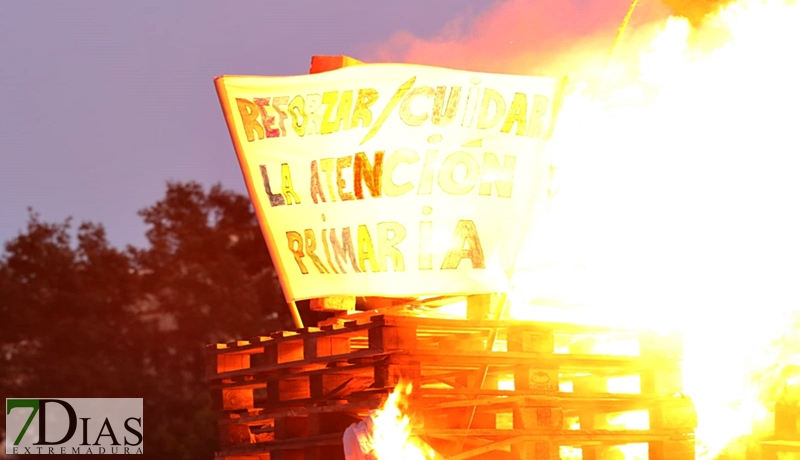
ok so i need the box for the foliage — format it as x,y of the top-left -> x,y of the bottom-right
0,182 -> 293,459
134,181 -> 289,342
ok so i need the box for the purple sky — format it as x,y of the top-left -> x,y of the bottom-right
0,0 -> 503,248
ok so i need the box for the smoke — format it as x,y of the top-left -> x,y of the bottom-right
364,0 -> 800,321
363,0 -> 646,77
364,0 -> 740,80
661,0 -> 738,25
365,4 -> 800,456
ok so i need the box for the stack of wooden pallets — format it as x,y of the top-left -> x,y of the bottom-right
206,298 -> 696,460
760,402 -> 800,459
760,364 -> 800,459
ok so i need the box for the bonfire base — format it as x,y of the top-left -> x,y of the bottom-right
206,298 -> 696,460
760,401 -> 800,460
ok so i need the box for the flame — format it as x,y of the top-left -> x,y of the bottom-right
366,1 -> 800,457
368,381 -> 436,460
509,0 -> 800,458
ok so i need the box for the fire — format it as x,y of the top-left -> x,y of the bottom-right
362,382 -> 436,460
510,0 -> 800,458
362,1 -> 800,457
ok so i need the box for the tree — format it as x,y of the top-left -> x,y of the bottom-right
133,181 -> 290,342
0,183 -> 303,459
129,181 -> 292,459
0,211 -> 153,459
0,212 -> 146,395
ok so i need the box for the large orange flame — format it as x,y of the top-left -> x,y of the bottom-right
510,0 -> 800,458
368,382 -> 437,460
365,1 -> 800,458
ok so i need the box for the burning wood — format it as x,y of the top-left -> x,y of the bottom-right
207,303 -> 698,460
509,0 -> 800,457
343,382 -> 443,460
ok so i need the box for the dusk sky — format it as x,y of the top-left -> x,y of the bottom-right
0,0 -> 642,249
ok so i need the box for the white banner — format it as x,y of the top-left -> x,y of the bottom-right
216,63 -> 564,301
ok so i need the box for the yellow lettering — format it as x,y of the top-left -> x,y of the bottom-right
330,227 -> 360,273
281,163 -> 301,205
304,229 -> 329,273
476,89 -> 506,130
288,95 -> 306,136
336,156 -> 355,201
437,151 -> 480,195
526,94 -> 549,138
321,91 -> 339,134
383,148 -> 419,197
399,86 -> 434,126
478,153 -> 515,198
335,90 -> 353,131
236,98 -> 264,142
500,93 -> 527,135
432,86 -> 461,126
352,88 -> 378,128
441,220 -> 485,270
353,151 -> 383,199
377,222 -> 406,272
321,228 -> 338,274
286,231 -> 308,274
305,93 -> 323,135
320,158 -> 337,202
357,225 -> 379,273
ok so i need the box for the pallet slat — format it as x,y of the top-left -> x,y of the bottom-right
208,312 -> 695,460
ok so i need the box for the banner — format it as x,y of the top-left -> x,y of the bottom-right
216,63 -> 564,301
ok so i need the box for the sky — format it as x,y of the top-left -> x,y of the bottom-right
1,0 -> 532,249
0,0 -> 696,251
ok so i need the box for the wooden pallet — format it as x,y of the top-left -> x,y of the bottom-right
759,401 -> 800,459
207,312 -> 696,460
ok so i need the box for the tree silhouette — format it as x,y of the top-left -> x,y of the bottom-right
0,212 -> 145,398
134,181 -> 290,343
1,182 -> 294,459
131,182 -> 290,458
